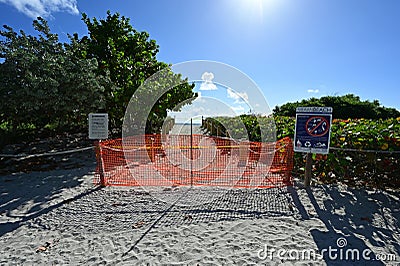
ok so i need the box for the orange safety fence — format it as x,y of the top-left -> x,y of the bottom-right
94,135 -> 294,188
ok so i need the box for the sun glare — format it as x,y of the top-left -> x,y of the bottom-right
235,0 -> 279,24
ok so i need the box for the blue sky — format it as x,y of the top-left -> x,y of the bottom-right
1,0 -> 400,115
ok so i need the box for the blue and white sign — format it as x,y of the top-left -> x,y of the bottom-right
294,107 -> 332,154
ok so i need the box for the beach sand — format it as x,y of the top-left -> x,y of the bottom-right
1,161 -> 399,265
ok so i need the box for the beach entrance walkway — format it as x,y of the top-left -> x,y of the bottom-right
95,124 -> 293,188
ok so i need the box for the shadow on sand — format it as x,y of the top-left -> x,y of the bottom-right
290,183 -> 400,265
0,161 -> 98,237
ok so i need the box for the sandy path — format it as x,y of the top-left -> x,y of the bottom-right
1,164 -> 399,265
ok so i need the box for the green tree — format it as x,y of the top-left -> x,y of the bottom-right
273,94 -> 400,119
80,11 -> 196,134
0,17 -> 106,132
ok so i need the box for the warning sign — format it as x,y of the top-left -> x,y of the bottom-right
294,107 -> 332,154
89,113 -> 109,140
306,116 -> 330,137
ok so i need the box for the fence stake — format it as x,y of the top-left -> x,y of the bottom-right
238,140 -> 247,167
98,140 -> 106,187
190,118 -> 193,187
150,137 -> 155,162
304,152 -> 312,187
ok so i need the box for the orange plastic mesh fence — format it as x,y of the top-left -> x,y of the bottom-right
94,135 -> 294,188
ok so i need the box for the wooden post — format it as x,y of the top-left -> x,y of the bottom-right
304,152 -> 312,187
238,140 -> 247,167
190,118 -> 193,187
150,137 -> 155,162
98,140 -> 106,187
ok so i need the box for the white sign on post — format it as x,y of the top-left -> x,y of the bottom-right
88,113 -> 109,140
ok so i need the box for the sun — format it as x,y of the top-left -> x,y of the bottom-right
236,0 -> 279,23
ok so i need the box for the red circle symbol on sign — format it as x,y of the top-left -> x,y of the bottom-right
305,116 -> 329,137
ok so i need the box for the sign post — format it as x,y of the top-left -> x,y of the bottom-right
89,113 -> 109,187
294,107 -> 332,186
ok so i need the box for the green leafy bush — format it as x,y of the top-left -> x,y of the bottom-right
202,115 -> 400,189
0,18 -> 107,134
316,117 -> 400,188
80,11 -> 196,134
1,12 -> 197,144
273,94 -> 400,119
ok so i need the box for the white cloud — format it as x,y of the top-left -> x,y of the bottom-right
307,89 -> 319,93
227,87 -> 249,104
0,0 -> 79,19
199,82 -> 217,91
231,105 -> 245,113
201,71 -> 214,81
199,71 -> 217,91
